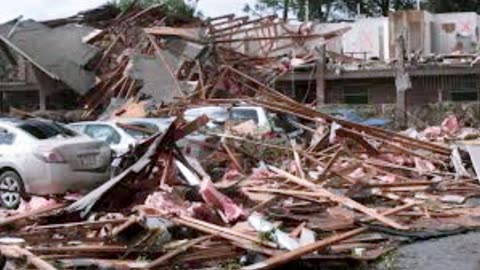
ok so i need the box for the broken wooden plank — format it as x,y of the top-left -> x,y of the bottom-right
268,166 -> 409,230
242,202 -> 416,270
0,202 -> 66,229
175,216 -> 277,249
145,235 -> 212,269
0,245 -> 57,270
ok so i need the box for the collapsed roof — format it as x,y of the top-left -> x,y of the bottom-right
0,19 -> 100,95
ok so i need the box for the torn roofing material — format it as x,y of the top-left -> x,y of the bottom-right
128,37 -> 206,103
0,20 -> 100,95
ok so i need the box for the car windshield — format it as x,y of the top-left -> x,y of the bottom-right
18,121 -> 77,140
230,109 -> 259,124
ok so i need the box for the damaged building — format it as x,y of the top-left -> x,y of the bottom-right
0,7 -> 113,112
276,10 -> 480,106
1,7 -> 480,113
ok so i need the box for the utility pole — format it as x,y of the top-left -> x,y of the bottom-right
394,34 -> 412,129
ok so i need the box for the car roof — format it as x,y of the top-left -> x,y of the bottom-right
0,118 -> 22,125
0,118 -> 54,127
69,121 -> 116,126
115,117 -> 176,124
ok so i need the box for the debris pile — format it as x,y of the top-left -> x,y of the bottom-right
2,5 -> 480,270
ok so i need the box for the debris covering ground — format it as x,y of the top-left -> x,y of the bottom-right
3,4 -> 480,270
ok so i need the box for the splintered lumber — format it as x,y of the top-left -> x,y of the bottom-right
0,202 -> 66,229
207,13 -> 235,23
145,235 -> 212,269
226,66 -> 449,156
211,15 -> 277,33
223,141 -> 243,172
30,245 -> 129,255
144,27 -> 201,42
242,202 -> 417,270
268,166 -> 409,230
171,220 -> 277,256
214,29 -> 351,43
26,218 -> 129,232
0,245 -> 57,270
242,228 -> 365,270
338,127 -> 441,164
318,147 -> 342,180
174,216 -> 277,249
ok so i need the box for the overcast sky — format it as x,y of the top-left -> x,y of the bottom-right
0,0 -> 256,23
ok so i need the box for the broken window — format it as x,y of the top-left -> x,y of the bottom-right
343,87 -> 369,104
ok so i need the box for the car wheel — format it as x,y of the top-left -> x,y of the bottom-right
0,171 -> 24,209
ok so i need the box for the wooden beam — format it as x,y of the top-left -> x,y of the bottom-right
241,202 -> 416,270
0,245 -> 58,270
145,236 -> 212,269
268,166 -> 409,230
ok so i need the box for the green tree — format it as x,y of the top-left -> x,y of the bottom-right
245,0 -> 422,21
425,0 -> 480,13
114,0 -> 196,17
338,0 -> 418,17
244,0 -> 338,22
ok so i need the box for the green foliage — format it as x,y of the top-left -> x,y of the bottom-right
424,0 -> 480,13
246,0 -> 480,21
244,0 -> 337,22
340,0 -> 417,17
258,229 -> 275,242
114,0 -> 196,18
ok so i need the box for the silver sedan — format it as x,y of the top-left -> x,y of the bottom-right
0,119 -> 112,209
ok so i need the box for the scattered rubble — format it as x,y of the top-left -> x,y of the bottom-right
2,4 -> 480,270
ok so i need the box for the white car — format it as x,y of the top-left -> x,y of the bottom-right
112,118 -> 214,158
184,106 -> 274,133
0,119 -> 112,209
68,121 -> 146,155
70,118 -> 217,160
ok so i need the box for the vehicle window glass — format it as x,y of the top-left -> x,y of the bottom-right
69,125 -> 84,133
85,125 -> 121,145
0,128 -> 14,145
18,121 -> 77,140
230,109 -> 259,124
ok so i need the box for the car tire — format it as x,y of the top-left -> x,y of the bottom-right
0,171 -> 25,210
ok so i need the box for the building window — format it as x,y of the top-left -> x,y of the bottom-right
343,87 -> 369,104
450,91 -> 478,102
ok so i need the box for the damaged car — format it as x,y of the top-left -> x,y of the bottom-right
0,119 -> 112,209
